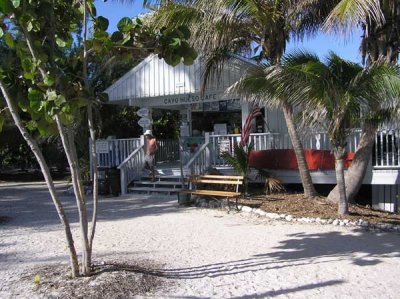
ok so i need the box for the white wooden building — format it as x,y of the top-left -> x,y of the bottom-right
101,54 -> 400,213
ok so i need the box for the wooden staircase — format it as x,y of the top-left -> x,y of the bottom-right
127,163 -> 186,195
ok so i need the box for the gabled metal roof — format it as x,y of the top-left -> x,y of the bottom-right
105,54 -> 254,106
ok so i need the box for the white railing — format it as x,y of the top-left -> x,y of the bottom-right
374,129 -> 400,169
155,139 -> 180,162
117,144 -> 145,195
208,130 -> 364,167
96,138 -> 141,168
209,133 -> 284,167
300,130 -> 362,153
184,143 -> 210,176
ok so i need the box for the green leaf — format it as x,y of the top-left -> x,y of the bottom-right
121,33 -> 131,45
0,0 -> 13,14
92,40 -> 103,52
93,30 -> 108,41
26,21 -> 33,32
117,17 -> 133,32
169,37 -> 181,49
43,74 -> 55,87
0,27 -> 3,38
183,55 -> 195,66
110,31 -> 123,43
59,112 -> 74,125
18,97 -> 29,112
56,37 -> 66,48
23,72 -> 35,80
29,99 -> 41,111
45,90 -> 57,102
37,118 -> 57,136
25,120 -> 37,131
164,53 -> 181,67
11,0 -> 19,8
95,16 -> 109,32
54,95 -> 66,107
4,32 -> 14,48
28,88 -> 44,102
177,25 -> 191,39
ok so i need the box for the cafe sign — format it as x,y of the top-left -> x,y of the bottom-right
137,107 -> 149,117
138,117 -> 151,128
135,92 -> 237,108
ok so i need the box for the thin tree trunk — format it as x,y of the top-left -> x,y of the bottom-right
0,81 -> 80,277
55,115 -> 91,275
282,102 -> 318,197
328,122 -> 377,203
87,103 -> 98,258
83,0 -> 99,264
334,150 -> 348,215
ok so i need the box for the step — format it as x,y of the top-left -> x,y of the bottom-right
140,175 -> 183,182
135,181 -> 183,187
128,186 -> 181,195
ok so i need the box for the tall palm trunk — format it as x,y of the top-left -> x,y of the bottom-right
334,146 -> 348,215
282,102 -> 318,197
328,122 -> 377,203
0,81 -> 80,277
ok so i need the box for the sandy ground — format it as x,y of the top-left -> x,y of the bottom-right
1,182 -> 400,299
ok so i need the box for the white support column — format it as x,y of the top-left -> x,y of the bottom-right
120,169 -> 126,195
205,132 -> 211,168
143,107 -> 152,134
241,101 -> 250,129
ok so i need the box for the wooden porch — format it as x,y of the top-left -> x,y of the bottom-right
93,130 -> 400,188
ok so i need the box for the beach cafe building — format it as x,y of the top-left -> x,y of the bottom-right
99,53 -> 400,213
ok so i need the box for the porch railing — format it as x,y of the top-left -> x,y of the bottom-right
96,138 -> 141,168
184,142 -> 210,176
374,129 -> 400,169
208,130 -> 366,168
117,144 -> 145,195
155,139 -> 180,162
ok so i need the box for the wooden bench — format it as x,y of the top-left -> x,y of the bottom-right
178,175 -> 243,207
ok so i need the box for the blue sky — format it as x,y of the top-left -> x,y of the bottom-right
96,0 -> 362,63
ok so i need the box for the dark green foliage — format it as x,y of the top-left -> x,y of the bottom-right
222,142 -> 253,194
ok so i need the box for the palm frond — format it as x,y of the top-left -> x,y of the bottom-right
322,0 -> 384,35
255,168 -> 285,194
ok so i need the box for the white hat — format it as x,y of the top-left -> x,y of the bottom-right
144,129 -> 153,136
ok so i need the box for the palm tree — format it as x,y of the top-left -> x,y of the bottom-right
321,0 -> 400,203
146,0 -> 346,197
269,51 -> 400,215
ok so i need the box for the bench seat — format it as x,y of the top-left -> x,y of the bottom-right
178,175 -> 243,205
180,189 -> 240,197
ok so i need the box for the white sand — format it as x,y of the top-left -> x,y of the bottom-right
1,181 -> 400,298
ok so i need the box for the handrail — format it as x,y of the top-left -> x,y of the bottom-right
118,144 -> 144,170
118,144 -> 145,195
184,142 -> 210,175
184,142 -> 209,169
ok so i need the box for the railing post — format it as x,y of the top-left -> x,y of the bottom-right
205,132 -> 211,169
120,166 -> 126,195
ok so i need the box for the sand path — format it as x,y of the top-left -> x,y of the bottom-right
1,181 -> 400,298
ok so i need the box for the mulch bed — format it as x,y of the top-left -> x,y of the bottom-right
17,260 -> 167,299
234,192 -> 400,225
